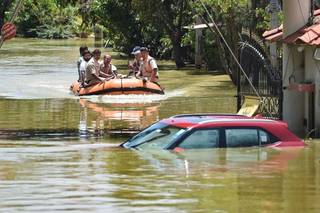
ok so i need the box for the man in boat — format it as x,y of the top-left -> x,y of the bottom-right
84,48 -> 106,86
100,54 -> 118,80
79,49 -> 92,86
77,45 -> 88,81
138,47 -> 159,83
128,46 -> 142,77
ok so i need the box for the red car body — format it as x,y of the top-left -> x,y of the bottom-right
121,114 -> 305,150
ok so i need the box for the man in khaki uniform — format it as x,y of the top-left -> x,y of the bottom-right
84,49 -> 105,86
138,47 -> 159,83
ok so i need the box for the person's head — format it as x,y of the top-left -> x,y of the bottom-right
140,47 -> 149,59
103,54 -> 112,64
92,48 -> 101,60
131,46 -> 141,59
82,50 -> 91,62
79,46 -> 88,56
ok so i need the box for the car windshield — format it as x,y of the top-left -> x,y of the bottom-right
122,122 -> 186,149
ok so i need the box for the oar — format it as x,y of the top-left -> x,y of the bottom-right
0,0 -> 24,48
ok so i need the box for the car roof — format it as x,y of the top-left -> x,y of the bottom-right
160,114 -> 301,142
162,114 -> 253,127
161,114 -> 288,129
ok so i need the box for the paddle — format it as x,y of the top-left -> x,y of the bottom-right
0,0 -> 24,49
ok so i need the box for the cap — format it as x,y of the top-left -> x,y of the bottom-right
131,46 -> 141,55
140,47 -> 149,52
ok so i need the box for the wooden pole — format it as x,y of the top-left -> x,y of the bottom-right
270,0 -> 279,69
195,16 -> 203,69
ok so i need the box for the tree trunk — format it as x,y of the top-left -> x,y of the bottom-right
170,33 -> 185,68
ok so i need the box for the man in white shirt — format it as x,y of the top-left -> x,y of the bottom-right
79,49 -> 91,86
77,46 -> 88,82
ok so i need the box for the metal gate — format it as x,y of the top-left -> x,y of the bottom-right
237,37 -> 283,119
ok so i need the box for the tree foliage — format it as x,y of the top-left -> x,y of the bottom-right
0,0 -> 14,29
90,0 -> 145,52
1,0 -> 283,70
131,0 -> 193,68
16,0 -> 79,38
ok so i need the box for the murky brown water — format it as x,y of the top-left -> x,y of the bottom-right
0,38 -> 319,212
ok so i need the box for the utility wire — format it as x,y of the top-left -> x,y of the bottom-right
197,0 -> 273,117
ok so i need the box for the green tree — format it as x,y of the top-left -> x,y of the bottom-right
90,0 -> 142,51
193,0 -> 249,82
90,0 -> 165,54
16,0 -> 78,38
132,0 -> 193,68
78,0 -> 93,37
0,0 -> 13,28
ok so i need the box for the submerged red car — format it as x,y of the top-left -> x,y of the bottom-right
120,114 -> 305,150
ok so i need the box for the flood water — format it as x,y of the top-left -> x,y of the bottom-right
0,38 -> 319,212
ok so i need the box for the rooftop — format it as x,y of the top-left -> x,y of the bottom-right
263,9 -> 320,45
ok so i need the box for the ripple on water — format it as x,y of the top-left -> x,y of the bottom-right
84,90 -> 185,104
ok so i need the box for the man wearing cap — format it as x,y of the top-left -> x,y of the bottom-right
128,46 -> 142,77
138,47 -> 159,82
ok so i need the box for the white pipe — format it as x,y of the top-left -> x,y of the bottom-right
283,0 -> 311,37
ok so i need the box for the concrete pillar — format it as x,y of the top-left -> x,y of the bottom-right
283,0 -> 311,37
316,69 -> 320,136
282,45 -> 305,136
304,47 -> 318,136
195,17 -> 203,69
282,0 -> 311,136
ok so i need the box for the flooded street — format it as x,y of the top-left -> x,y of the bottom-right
0,38 -> 320,212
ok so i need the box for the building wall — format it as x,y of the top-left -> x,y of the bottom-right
305,47 -> 316,136
283,45 -> 320,137
282,0 -> 312,137
305,47 -> 320,136
283,45 -> 305,136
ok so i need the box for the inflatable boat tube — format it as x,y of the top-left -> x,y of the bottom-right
70,78 -> 164,96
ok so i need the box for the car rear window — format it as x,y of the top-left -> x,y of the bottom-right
225,128 -> 277,147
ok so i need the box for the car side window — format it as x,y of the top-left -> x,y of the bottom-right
178,129 -> 219,149
225,128 -> 277,147
226,128 -> 259,147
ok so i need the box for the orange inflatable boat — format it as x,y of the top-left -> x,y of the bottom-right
70,78 -> 164,96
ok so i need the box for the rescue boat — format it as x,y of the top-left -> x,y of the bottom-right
70,78 -> 164,96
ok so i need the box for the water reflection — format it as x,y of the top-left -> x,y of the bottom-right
78,99 -> 160,137
133,147 -> 304,176
99,146 -> 320,212
1,38 -> 320,212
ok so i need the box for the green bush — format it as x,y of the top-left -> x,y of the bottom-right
16,0 -> 78,39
